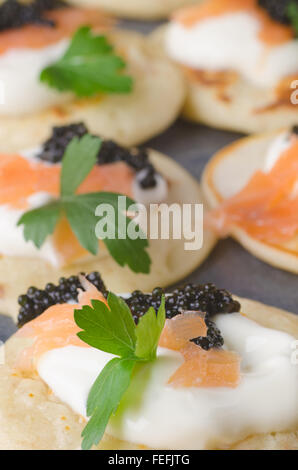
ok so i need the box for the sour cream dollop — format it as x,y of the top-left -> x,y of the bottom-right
132,171 -> 168,205
165,12 -> 298,87
264,130 -> 294,172
38,313 -> 298,449
0,40 -> 71,115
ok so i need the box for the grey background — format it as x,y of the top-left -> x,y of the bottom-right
0,19 -> 297,342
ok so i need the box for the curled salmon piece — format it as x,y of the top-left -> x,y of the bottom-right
206,138 -> 298,245
159,311 -> 241,388
159,311 -> 207,351
15,280 -> 107,374
0,7 -> 113,55
169,343 -> 241,388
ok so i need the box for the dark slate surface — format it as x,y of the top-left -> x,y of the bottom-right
0,20 -> 297,343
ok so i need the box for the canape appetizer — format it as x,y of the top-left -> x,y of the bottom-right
0,0 -> 185,152
0,274 -> 297,450
67,0 -> 200,20
202,126 -> 298,273
151,0 -> 298,133
0,122 -> 215,320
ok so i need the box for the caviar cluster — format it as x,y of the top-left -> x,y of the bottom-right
18,278 -> 239,350
37,123 -> 158,189
17,272 -> 106,327
38,123 -> 88,164
124,283 -> 240,350
258,0 -> 297,25
0,0 -> 67,32
190,319 -> 224,351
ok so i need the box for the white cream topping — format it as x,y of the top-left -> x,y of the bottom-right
0,198 -> 63,266
20,146 -> 43,162
165,12 -> 298,87
132,171 -> 168,205
264,131 -> 292,172
264,131 -> 298,199
0,145 -> 65,266
0,40 -> 72,116
37,313 -> 298,449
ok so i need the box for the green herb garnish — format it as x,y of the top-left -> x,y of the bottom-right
17,135 -> 151,274
40,26 -> 133,96
288,1 -> 298,36
74,293 -> 166,450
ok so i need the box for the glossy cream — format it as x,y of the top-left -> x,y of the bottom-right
264,131 -> 293,172
132,170 -> 168,205
165,12 -> 298,87
37,313 -> 298,449
0,195 -> 62,266
0,40 -> 71,115
264,131 -> 298,200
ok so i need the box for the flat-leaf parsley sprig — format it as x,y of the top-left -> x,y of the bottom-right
74,292 -> 166,450
40,26 -> 133,96
74,293 -> 166,450
17,134 -> 151,274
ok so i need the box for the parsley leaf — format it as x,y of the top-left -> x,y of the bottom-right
135,296 -> 166,360
17,201 -> 61,249
288,1 -> 298,36
81,357 -> 136,451
40,26 -> 133,96
95,192 -> 151,273
74,293 -> 166,449
63,194 -> 100,256
17,135 -> 151,274
75,293 -> 136,357
61,134 -> 101,196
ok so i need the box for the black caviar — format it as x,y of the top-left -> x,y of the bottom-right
124,283 -> 240,350
258,0 -> 298,25
37,123 -> 88,164
18,280 -> 239,350
190,319 -> 224,351
0,0 -> 68,32
125,283 -> 240,323
37,123 -> 158,189
17,272 -> 106,327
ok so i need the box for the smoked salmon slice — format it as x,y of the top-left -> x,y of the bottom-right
0,7 -> 113,55
159,312 -> 241,388
169,343 -> 240,388
207,137 -> 298,245
15,279 -> 107,374
159,311 -> 207,351
0,154 -> 134,209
